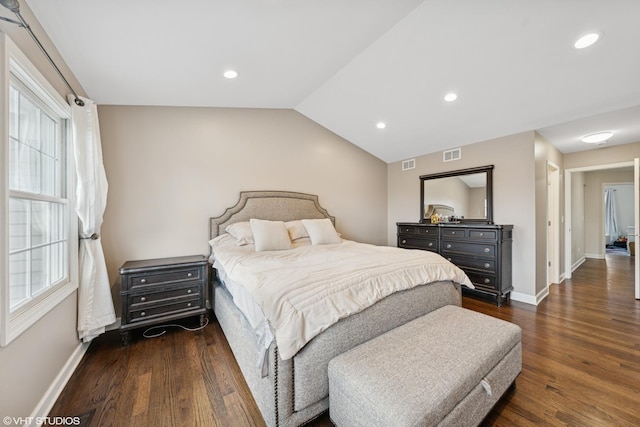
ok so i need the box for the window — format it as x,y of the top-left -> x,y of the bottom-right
1,35 -> 77,346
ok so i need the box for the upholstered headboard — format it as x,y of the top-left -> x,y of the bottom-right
209,191 -> 335,239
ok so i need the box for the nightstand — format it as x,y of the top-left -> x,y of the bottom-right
119,255 -> 208,345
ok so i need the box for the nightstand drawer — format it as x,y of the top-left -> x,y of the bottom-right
128,296 -> 202,323
128,283 -> 201,305
128,267 -> 202,289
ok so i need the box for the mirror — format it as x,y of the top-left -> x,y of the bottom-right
420,165 -> 494,224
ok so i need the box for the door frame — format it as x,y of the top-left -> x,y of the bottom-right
564,161 -> 637,290
547,161 -> 560,285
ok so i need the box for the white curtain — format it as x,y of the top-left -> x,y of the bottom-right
604,188 -> 619,245
69,95 -> 116,342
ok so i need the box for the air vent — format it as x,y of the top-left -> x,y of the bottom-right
402,159 -> 416,171
443,148 -> 461,162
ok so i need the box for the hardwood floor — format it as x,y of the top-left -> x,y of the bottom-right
48,255 -> 639,426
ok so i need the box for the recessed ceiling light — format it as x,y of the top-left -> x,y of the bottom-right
376,122 -> 386,129
581,131 -> 613,143
223,70 -> 238,79
444,93 -> 458,102
574,33 -> 600,49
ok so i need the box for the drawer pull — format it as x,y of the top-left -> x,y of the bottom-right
484,263 -> 490,268
446,244 -> 452,249
404,228 -> 410,232
428,242 -> 433,247
140,311 -> 146,317
451,231 -> 456,235
484,278 -> 491,284
140,278 -> 147,284
187,272 -> 193,277
140,296 -> 146,302
187,303 -> 192,307
187,289 -> 192,294
402,239 -> 407,244
484,247 -> 490,253
447,258 -> 452,261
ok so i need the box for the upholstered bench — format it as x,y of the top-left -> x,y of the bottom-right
328,305 -> 522,427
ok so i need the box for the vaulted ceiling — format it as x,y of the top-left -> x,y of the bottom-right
21,0 -> 640,163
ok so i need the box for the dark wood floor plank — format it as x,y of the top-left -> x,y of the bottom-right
48,253 -> 639,426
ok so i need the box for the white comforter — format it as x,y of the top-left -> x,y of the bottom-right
210,235 -> 472,360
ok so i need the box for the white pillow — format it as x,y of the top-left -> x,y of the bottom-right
250,219 -> 293,251
285,220 -> 309,241
301,218 -> 342,245
225,222 -> 254,246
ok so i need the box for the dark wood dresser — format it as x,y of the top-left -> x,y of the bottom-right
397,223 -> 513,306
119,255 -> 208,345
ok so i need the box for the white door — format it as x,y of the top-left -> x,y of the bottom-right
635,158 -> 639,299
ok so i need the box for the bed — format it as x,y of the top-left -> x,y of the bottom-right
208,191 -> 472,427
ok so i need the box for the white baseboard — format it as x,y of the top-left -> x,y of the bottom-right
30,341 -> 90,418
585,252 -> 605,260
510,292 -> 537,305
572,256 -> 586,273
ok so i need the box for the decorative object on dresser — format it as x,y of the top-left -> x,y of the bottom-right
119,255 -> 208,345
400,164 -> 514,306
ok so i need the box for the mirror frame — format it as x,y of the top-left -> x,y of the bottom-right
419,165 -> 494,224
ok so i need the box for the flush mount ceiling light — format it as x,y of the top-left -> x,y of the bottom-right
376,122 -> 386,129
574,33 -> 601,49
581,131 -> 613,143
444,93 -> 458,102
223,70 -> 238,79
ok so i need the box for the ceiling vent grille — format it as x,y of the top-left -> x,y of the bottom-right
402,159 -> 416,171
443,148 -> 461,162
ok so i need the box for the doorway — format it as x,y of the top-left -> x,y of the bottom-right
564,160 -> 639,299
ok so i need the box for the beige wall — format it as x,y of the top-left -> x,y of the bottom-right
387,131 -> 538,302
0,1 -> 87,417
571,172 -> 586,266
534,134 -> 564,295
98,106 -> 388,315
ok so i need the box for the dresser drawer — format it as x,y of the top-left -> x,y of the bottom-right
441,228 -> 467,239
466,271 -> 497,292
128,267 -> 202,289
128,296 -> 202,323
441,241 -> 495,258
128,283 -> 201,305
443,255 -> 495,273
468,229 -> 497,240
398,236 -> 438,251
398,225 -> 438,236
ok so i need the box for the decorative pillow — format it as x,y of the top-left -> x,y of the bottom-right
301,218 -> 342,245
225,222 -> 254,246
285,220 -> 309,241
250,219 -> 293,251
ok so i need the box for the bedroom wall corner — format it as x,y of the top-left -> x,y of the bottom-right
98,106 -> 388,316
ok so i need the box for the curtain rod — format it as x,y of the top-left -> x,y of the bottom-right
0,0 -> 84,106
